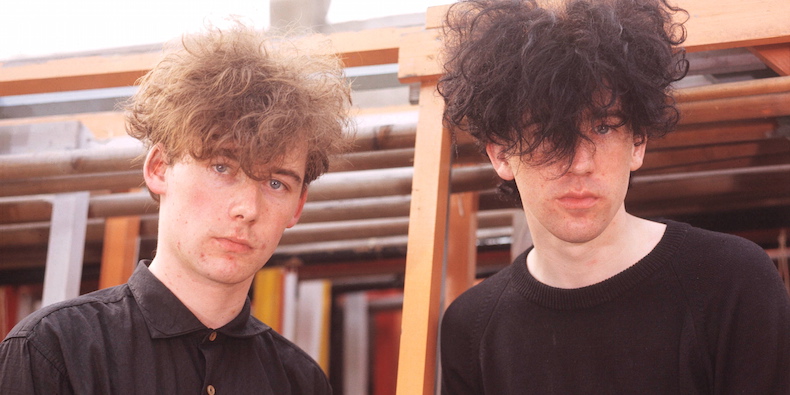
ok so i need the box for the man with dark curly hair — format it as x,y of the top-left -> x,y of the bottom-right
438,0 -> 790,393
0,24 -> 350,394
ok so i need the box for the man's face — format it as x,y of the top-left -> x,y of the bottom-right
146,144 -> 308,286
488,122 -> 646,245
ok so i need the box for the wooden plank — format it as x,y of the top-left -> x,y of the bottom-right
98,215 -> 140,289
674,75 -> 790,102
445,192 -> 478,304
41,192 -> 90,306
0,145 -> 143,181
397,29 -> 443,83
629,167 -> 790,208
648,120 -> 777,150
315,26 -> 422,68
0,111 -> 127,140
0,52 -> 160,96
749,43 -> 790,76
0,27 -> 419,96
638,151 -> 790,176
681,0 -> 790,52
395,81 -> 451,395
407,0 -> 790,80
677,91 -> 790,125
0,171 -> 144,198
642,139 -> 790,172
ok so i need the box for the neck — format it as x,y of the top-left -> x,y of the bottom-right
148,257 -> 251,329
526,209 -> 665,289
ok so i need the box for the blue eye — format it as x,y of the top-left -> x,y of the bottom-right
594,125 -> 612,135
269,180 -> 283,190
213,164 -> 229,173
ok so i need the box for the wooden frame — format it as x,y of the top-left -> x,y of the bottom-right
1,1 -> 789,393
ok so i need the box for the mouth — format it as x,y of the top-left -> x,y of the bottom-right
215,237 -> 254,253
557,192 -> 599,210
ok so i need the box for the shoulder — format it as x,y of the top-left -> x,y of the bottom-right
664,220 -> 777,283
2,285 -> 132,377
661,220 -> 789,316
442,260 -> 518,348
6,285 -> 131,342
444,262 -> 515,325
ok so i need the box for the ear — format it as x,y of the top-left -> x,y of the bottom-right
143,145 -> 169,196
630,138 -> 648,172
286,189 -> 309,228
486,143 -> 516,181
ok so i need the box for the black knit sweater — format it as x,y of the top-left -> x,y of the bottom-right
441,220 -> 790,394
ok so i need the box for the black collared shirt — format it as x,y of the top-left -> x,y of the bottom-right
0,262 -> 331,395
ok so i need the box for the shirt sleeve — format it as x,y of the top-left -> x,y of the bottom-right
0,335 -> 73,395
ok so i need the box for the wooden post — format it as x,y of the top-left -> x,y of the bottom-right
98,216 -> 141,289
444,192 -> 478,305
41,191 -> 90,306
395,81 -> 451,395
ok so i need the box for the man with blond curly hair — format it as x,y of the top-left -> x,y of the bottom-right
0,24 -> 350,394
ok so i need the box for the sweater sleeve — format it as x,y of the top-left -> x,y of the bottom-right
684,233 -> 790,394
440,295 -> 482,395
440,267 -> 512,395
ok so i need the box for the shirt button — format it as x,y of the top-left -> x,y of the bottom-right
209,331 -> 217,341
207,385 -> 216,395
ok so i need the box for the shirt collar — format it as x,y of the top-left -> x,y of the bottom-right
128,261 -> 270,339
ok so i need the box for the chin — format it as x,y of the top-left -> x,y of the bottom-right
553,222 -> 608,244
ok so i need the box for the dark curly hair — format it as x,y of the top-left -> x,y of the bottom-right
438,0 -> 689,195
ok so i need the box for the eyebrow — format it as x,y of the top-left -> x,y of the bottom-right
272,167 -> 304,186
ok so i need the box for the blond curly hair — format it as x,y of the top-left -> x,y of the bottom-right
126,23 -> 352,192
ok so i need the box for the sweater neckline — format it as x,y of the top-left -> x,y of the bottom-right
510,219 -> 689,310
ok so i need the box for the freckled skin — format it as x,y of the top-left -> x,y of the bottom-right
145,144 -> 308,290
488,125 -> 645,245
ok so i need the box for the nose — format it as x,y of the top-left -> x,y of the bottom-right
567,140 -> 596,175
228,178 -> 262,222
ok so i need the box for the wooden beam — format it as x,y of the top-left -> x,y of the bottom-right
445,192 -> 478,304
0,27 -> 419,96
0,111 -> 127,140
0,145 -> 143,181
749,43 -> 790,76
629,165 -> 790,204
0,52 -> 160,96
674,75 -> 790,102
677,91 -> 790,125
397,28 -> 443,83
98,216 -> 140,289
408,0 -> 790,80
642,139 -> 790,172
396,81 -> 451,395
641,151 -> 790,176
648,120 -> 777,150
0,171 -> 144,198
315,26 -> 421,68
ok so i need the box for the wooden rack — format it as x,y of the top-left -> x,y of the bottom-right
1,1 -> 789,393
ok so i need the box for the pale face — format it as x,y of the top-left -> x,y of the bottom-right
144,144 -> 308,287
488,123 -> 646,245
